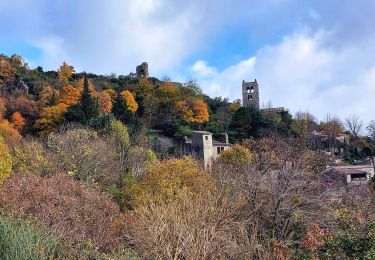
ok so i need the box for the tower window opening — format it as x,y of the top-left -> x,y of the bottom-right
248,95 -> 253,100
250,86 -> 254,93
205,135 -> 208,140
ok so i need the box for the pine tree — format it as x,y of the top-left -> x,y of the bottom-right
112,90 -> 130,123
80,76 -> 99,122
65,76 -> 99,124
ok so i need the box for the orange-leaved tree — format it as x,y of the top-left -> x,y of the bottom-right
192,99 -> 209,123
121,90 -> 138,113
11,112 -> 25,132
0,119 -> 22,145
59,84 -> 81,106
95,91 -> 112,115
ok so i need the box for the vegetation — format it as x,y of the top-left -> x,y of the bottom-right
0,53 -> 374,259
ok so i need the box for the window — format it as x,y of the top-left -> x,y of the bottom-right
250,86 -> 254,93
248,95 -> 253,100
205,135 -> 208,140
246,86 -> 250,93
351,173 -> 367,181
217,147 -> 225,154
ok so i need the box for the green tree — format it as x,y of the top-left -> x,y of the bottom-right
65,76 -> 99,124
229,107 -> 268,141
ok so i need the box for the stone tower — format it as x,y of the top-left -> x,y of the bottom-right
242,79 -> 259,109
136,62 -> 149,78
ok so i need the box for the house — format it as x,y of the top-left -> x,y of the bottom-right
183,131 -> 232,169
322,164 -> 374,185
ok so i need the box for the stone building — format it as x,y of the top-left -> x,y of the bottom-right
183,131 -> 232,169
241,78 -> 285,112
322,164 -> 374,185
136,62 -> 149,78
242,79 -> 260,108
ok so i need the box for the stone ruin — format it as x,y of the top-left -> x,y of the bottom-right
136,62 -> 149,78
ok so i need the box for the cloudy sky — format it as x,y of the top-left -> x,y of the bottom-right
1,0 -> 375,122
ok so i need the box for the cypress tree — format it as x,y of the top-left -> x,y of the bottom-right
65,76 -> 99,124
80,76 -> 99,122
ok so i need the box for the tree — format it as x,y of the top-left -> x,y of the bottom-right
367,120 -> 375,140
0,119 -> 22,145
80,77 -> 99,120
57,62 -> 74,85
143,94 -> 159,127
176,100 -> 194,122
0,55 -> 16,95
345,114 -> 363,139
219,144 -> 253,166
112,90 -> 131,123
65,77 -> 99,124
192,99 -> 209,123
229,106 -> 266,141
291,111 -> 317,139
11,112 -> 25,132
34,103 -> 68,135
95,91 -> 112,115
59,84 -> 81,106
126,157 -> 214,207
121,90 -> 138,113
0,135 -> 12,183
320,114 -> 344,153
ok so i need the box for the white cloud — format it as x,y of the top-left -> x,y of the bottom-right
191,30 -> 375,123
190,57 -> 256,100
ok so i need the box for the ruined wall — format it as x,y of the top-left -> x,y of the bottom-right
136,62 -> 149,78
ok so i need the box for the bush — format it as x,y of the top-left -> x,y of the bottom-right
0,215 -> 65,260
0,136 -> 12,184
129,190 -> 248,259
0,173 -> 126,252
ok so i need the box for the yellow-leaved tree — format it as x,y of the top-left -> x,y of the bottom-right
57,62 -> 74,86
121,90 -> 138,113
176,100 -> 194,122
219,144 -> 253,166
34,103 -> 68,135
127,157 -> 215,207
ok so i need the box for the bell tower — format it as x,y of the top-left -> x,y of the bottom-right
242,79 -> 260,109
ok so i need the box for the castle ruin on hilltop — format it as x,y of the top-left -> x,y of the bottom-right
136,62 -> 149,78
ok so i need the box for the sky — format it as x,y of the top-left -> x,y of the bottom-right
1,0 -> 375,123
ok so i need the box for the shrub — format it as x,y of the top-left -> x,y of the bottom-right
129,190 -> 248,259
0,173 -> 126,252
0,215 -> 65,260
0,136 -> 12,184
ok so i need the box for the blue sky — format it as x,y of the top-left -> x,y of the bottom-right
1,0 -> 375,123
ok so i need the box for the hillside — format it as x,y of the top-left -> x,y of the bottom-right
0,53 -> 375,259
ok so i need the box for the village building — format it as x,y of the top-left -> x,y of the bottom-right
183,131 -> 232,169
322,164 -> 374,186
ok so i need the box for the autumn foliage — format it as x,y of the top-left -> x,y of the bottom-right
0,173 -> 125,251
59,84 -> 81,106
11,112 -> 25,131
121,90 -> 138,113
